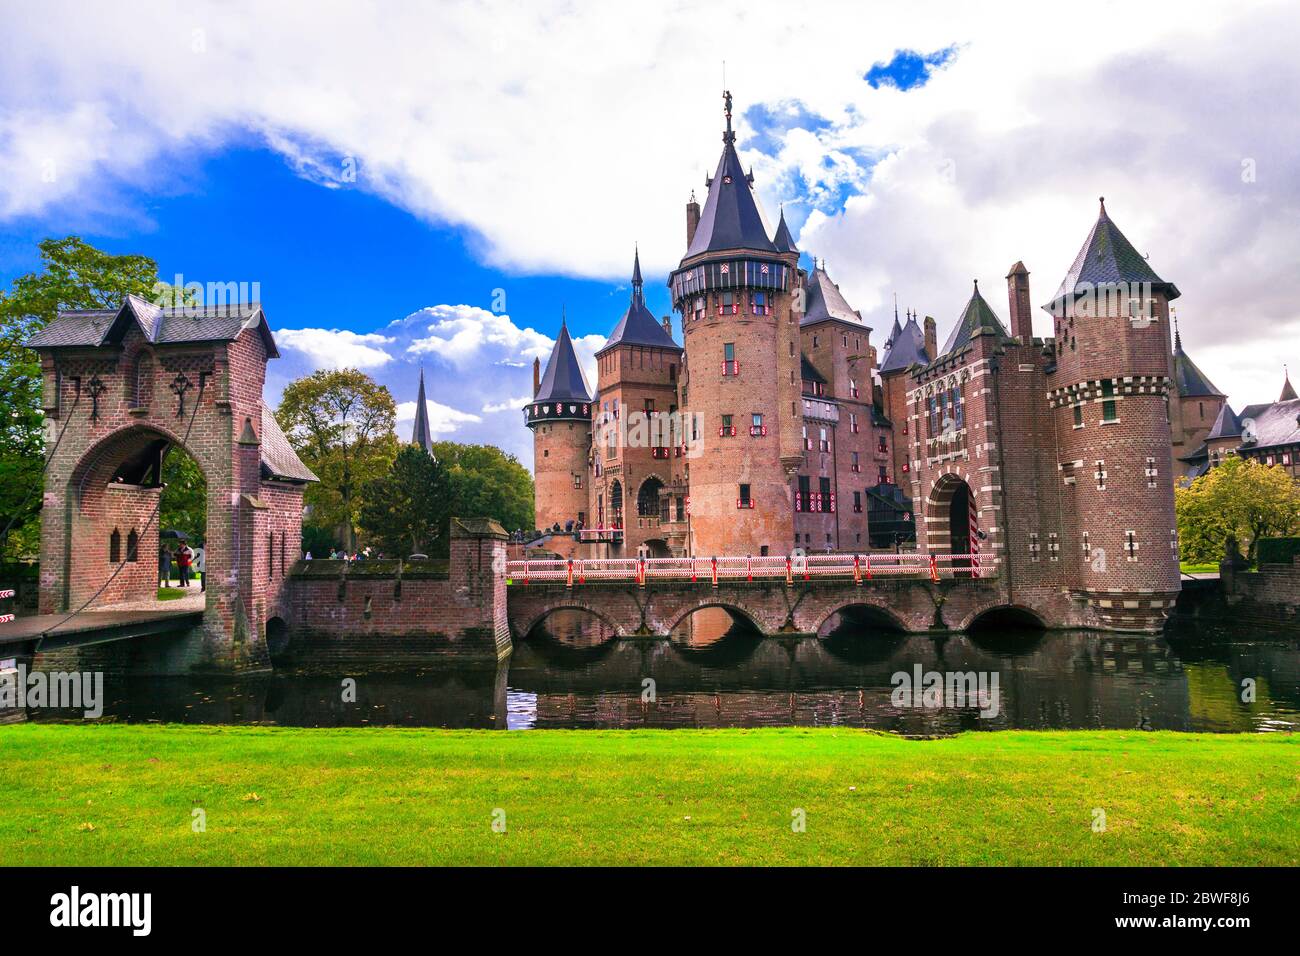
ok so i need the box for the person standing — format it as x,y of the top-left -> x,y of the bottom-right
177,542 -> 192,588
194,545 -> 206,592
159,546 -> 173,588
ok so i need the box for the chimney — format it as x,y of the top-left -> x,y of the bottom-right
1006,261 -> 1033,342
532,356 -> 540,396
662,315 -> 673,337
923,315 -> 937,360
686,192 -> 701,248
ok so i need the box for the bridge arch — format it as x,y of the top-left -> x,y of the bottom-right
663,601 -> 765,639
960,604 -> 1047,632
516,602 -> 627,642
815,601 -> 908,637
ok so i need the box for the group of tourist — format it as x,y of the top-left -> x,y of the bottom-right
159,542 -> 204,591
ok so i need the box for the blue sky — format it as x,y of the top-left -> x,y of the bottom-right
3,1 -> 1297,466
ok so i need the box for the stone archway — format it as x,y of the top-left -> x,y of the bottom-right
927,473 -> 977,574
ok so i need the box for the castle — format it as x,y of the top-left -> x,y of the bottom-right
521,93 -> 1219,629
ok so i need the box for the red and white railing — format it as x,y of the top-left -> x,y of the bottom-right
506,553 -> 993,587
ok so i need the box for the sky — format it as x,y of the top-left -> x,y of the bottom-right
2,0 -> 1298,470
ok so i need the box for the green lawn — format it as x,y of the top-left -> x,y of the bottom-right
2,725 -> 1295,866
1179,562 -> 1221,575
155,587 -> 188,601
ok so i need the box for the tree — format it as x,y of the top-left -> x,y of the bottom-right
358,445 -> 452,556
276,369 -> 398,549
0,237 -> 176,560
431,441 -> 534,535
1176,456 -> 1300,564
159,450 -> 207,543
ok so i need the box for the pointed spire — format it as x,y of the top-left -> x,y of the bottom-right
531,314 -> 593,409
773,206 -> 798,253
1282,365 -> 1298,402
1099,195 -> 1107,217
723,89 -> 734,144
1047,197 -> 1178,311
631,247 -> 644,306
1173,311 -> 1182,351
411,365 -> 434,455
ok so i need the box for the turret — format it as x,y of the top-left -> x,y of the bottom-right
524,315 -> 593,532
668,91 -> 801,556
1043,198 -> 1180,628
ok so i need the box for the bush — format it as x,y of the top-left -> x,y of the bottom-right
1256,537 -> 1300,566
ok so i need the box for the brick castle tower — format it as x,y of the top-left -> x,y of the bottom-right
1043,198 -> 1181,627
524,315 -> 592,532
668,91 -> 803,556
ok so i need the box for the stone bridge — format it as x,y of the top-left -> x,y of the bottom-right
506,575 -> 1072,640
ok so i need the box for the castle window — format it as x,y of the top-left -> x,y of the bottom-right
719,292 -> 738,315
819,477 -> 832,513
719,414 -> 736,437
269,534 -> 275,577
813,335 -> 819,348
1125,530 -> 1139,562
722,343 -> 739,376
1101,380 -> 1117,422
126,529 -> 138,563
878,465 -> 887,484
878,435 -> 888,454
543,449 -> 549,457
693,297 -> 705,321
676,497 -> 685,521
819,428 -> 829,452
644,398 -> 655,413
749,413 -> 766,437
850,379 -> 859,398
849,412 -> 859,433
1073,404 -> 1083,428
851,451 -> 860,472
109,529 -> 121,564
797,476 -> 810,512
842,334 -> 848,348
853,491 -> 862,513
573,474 -> 582,489
737,483 -> 752,509
751,292 -> 768,315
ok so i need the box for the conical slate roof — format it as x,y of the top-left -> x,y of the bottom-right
880,313 -> 930,373
1205,402 -> 1241,440
683,94 -> 776,259
1046,198 -> 1179,310
598,250 -> 680,355
940,281 -> 1011,356
773,207 -> 798,254
411,366 -> 435,455
884,314 -> 903,351
1172,331 -> 1224,398
801,264 -> 862,327
534,317 -> 592,404
1280,370 -> 1297,402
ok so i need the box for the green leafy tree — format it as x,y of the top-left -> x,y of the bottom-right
358,445 -> 453,556
431,441 -> 534,535
1176,456 -> 1300,564
276,369 -> 398,549
159,450 -> 207,543
0,237 -> 177,560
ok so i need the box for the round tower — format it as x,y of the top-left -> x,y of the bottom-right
1045,198 -> 1180,630
669,91 -> 802,557
524,316 -> 593,532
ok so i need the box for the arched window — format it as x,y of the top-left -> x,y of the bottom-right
637,477 -> 664,517
109,529 -> 121,563
126,529 -> 139,562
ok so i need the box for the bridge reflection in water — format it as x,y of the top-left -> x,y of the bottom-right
25,613 -> 1298,735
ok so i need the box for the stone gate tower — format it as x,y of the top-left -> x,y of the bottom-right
669,92 -> 803,556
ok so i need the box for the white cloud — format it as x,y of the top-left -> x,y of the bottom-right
3,0 -> 1296,408
395,398 -> 482,435
482,395 -> 533,413
275,328 -> 395,369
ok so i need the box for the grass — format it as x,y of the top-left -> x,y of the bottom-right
1,725 -> 1295,866
155,587 -> 187,601
1179,562 -> 1221,575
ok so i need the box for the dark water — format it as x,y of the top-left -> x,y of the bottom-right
25,610 -> 1300,735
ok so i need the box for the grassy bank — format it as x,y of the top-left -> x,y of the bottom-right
2,725 -> 1295,866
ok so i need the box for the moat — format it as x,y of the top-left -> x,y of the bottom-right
23,612 -> 1299,734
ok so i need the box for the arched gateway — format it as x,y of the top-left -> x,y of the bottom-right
29,294 -> 317,672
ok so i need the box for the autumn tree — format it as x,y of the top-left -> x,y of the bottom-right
276,369 -> 398,549
1176,455 -> 1300,564
358,445 -> 452,556
0,237 -> 177,560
